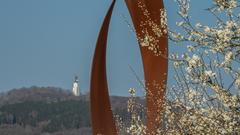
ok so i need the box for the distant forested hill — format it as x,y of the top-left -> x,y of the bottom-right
0,86 -> 143,135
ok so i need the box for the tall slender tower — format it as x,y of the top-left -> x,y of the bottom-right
72,76 -> 80,96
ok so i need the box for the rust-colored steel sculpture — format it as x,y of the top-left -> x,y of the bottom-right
90,0 -> 168,134
90,0 -> 117,135
125,0 -> 168,134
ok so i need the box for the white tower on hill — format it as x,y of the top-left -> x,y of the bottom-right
72,76 -> 80,96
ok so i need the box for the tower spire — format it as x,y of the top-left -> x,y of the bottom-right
72,76 -> 80,96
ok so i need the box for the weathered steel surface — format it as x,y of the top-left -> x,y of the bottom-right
90,0 -> 168,134
90,0 -> 117,135
125,0 -> 168,134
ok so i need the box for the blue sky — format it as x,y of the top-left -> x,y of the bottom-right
0,0 -> 213,96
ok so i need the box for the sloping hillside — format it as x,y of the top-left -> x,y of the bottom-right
0,86 -> 142,135
0,86 -> 83,106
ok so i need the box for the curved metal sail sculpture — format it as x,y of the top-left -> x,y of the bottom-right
125,0 -> 168,134
90,0 -> 168,134
90,0 -> 117,135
